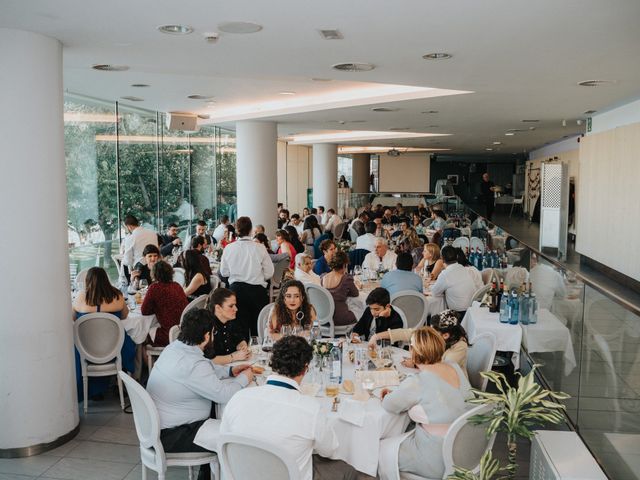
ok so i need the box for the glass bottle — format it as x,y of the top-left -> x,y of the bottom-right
529,293 -> 538,324
499,285 -> 510,323
509,289 -> 519,325
329,341 -> 343,384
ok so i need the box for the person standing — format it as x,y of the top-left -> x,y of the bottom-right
219,216 -> 274,338
480,172 -> 497,221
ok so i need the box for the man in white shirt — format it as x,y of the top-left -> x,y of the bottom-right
220,335 -> 358,480
290,213 -> 304,234
220,216 -> 275,338
362,238 -> 397,272
147,309 -> 253,480
317,205 -> 329,226
430,246 -> 477,314
324,208 -> 343,236
212,215 -> 229,243
356,222 -> 378,252
121,214 -> 158,279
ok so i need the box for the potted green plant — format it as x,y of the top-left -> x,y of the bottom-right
449,365 -> 570,480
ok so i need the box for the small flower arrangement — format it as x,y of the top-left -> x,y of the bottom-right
312,340 -> 333,357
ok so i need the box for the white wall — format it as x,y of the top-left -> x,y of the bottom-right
576,121 -> 640,280
378,152 -> 430,192
590,97 -> 640,134
277,141 -> 312,214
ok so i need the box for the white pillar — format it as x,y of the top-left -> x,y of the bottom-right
0,29 -> 78,454
312,144 -> 338,210
351,153 -> 371,193
236,121 -> 278,235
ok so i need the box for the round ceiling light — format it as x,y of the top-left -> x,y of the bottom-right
505,132 -> 515,136
158,24 -> 193,35
187,94 -> 214,100
578,79 -> 616,87
422,53 -> 453,60
485,148 -> 493,151
120,96 -> 144,102
218,21 -> 263,34
92,64 -> 129,72
131,83 -> 150,88
493,141 -> 502,145
332,62 -> 375,72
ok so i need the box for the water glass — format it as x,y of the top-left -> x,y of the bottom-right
139,279 -> 148,290
281,325 -> 293,337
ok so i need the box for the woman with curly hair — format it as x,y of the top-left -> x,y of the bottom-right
268,279 -> 316,339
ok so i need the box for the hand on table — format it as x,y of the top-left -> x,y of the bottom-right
380,388 -> 391,400
232,348 -> 251,361
232,364 -> 254,382
401,358 -> 416,369
350,333 -> 361,344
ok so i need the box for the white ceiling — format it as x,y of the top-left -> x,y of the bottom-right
2,0 -> 640,154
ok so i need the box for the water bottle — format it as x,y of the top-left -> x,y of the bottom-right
329,342 -> 343,384
492,250 -> 499,268
529,293 -> 538,324
520,291 -> 530,325
499,285 -> 510,323
509,289 -> 519,325
469,249 -> 476,269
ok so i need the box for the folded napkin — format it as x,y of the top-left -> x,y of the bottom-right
338,398 -> 366,427
193,418 -> 221,451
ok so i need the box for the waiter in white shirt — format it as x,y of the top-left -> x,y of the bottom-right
147,308 -> 253,480
121,214 -> 158,281
430,246 -> 477,317
212,215 -> 230,243
220,335 -> 359,480
219,216 -> 274,338
362,238 -> 398,272
323,208 -> 343,236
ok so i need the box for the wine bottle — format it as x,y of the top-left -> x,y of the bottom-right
489,281 -> 499,313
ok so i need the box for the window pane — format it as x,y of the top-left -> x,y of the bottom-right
159,119 -> 192,233
216,128 -> 237,223
190,125 -> 216,229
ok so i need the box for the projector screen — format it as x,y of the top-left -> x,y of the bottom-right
378,152 -> 430,192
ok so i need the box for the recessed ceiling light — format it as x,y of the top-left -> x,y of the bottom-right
493,141 -> 502,145
422,53 -> 453,60
583,109 -> 597,115
278,91 -> 296,96
318,29 -> 343,40
529,126 -> 536,131
120,96 -> 144,102
332,62 -> 375,72
372,107 -> 399,112
131,83 -> 150,88
421,110 -> 439,114
505,132 -> 515,136
157,24 -> 193,35
485,148 -> 493,151
311,78 -> 332,82
218,21 -> 263,34
521,119 -> 539,123
188,94 -> 214,100
92,64 -> 129,72
577,79 -> 617,87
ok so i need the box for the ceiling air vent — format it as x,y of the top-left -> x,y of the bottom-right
92,64 -> 129,72
577,79 -> 616,87
332,62 -> 375,72
372,107 -> 399,113
319,29 -> 343,40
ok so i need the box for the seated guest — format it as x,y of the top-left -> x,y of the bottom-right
160,223 -> 182,256
285,225 -> 305,254
349,211 -> 369,236
373,217 -> 388,238
220,335 -> 358,480
456,248 -> 483,291
300,215 -> 322,256
399,221 -> 422,250
362,238 -> 397,272
470,213 -> 489,231
268,280 -> 316,339
277,208 -> 290,229
302,207 -> 311,219
73,267 -> 134,401
205,288 -> 250,365
121,214 -> 158,280
317,205 -> 327,226
430,246 -> 476,317
320,250 -> 359,328
189,220 -> 215,252
415,243 -> 444,280
183,250 -> 212,300
253,224 -> 265,235
190,236 -> 213,277
131,244 -> 160,289
323,208 -> 343,236
312,207 -> 323,227
294,253 -> 321,285
351,287 -> 404,342
313,239 -> 336,275
313,231 -> 332,259
253,233 -> 290,263
356,221 -> 378,252
394,202 -> 405,217
430,209 -> 448,231
275,229 -> 297,270
141,261 -> 189,347
411,212 -> 423,228
379,327 -> 472,480
212,215 -> 230,243
220,224 -> 236,248
396,238 -> 423,269
380,252 -> 423,296
147,308 -> 253,480
381,208 -> 398,225
289,213 -> 304,234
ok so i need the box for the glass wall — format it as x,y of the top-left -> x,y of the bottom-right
64,94 -> 236,279
337,155 -> 353,186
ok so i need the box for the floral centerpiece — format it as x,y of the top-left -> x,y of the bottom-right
311,340 -> 333,372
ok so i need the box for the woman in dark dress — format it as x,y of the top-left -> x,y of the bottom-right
183,249 -> 212,300
205,288 -> 250,364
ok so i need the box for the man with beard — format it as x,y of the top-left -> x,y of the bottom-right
146,308 -> 253,480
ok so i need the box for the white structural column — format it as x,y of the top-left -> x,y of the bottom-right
0,29 -> 78,453
236,121 -> 278,235
312,143 -> 338,210
351,153 -> 371,193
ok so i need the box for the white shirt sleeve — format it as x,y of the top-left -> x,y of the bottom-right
122,234 -> 135,267
312,411 -> 338,458
219,248 -> 230,278
430,268 -> 448,297
261,244 -> 275,281
185,360 -> 248,404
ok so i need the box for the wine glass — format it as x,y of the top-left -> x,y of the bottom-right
281,324 -> 292,337
262,334 -> 274,355
249,336 -> 260,356
139,279 -> 148,290
361,372 -> 376,398
380,347 -> 393,368
310,323 -> 321,343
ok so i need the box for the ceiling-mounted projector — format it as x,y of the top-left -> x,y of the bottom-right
166,112 -> 199,131
387,148 -> 401,157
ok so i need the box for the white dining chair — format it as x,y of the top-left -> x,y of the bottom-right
168,325 -> 181,343
304,283 -> 338,338
509,196 -> 524,217
257,303 -> 275,342
390,291 -> 428,329
451,236 -> 470,255
180,294 -> 209,324
173,267 -> 186,287
75,267 -> 90,288
118,372 -> 220,480
218,433 -> 302,480
333,222 -> 346,241
471,284 -> 492,304
74,313 -> 125,413
467,332 -> 497,391
348,227 -> 359,243
469,237 -> 485,255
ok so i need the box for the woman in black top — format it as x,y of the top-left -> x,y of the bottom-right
204,288 -> 250,364
350,287 -> 404,341
183,249 -> 212,300
285,225 -> 305,254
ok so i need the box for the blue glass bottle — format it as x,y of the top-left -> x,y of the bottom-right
520,292 -> 530,325
509,290 -> 519,325
499,286 -> 510,323
529,293 -> 538,324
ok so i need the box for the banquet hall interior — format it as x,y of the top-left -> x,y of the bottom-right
2,1 -> 640,479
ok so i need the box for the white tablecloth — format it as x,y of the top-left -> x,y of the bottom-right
121,310 -> 159,344
522,309 -> 577,376
462,302 -> 522,368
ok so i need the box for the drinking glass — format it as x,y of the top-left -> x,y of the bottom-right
361,372 -> 376,398
281,325 -> 292,337
139,279 -> 148,290
249,336 -> 260,356
262,334 -> 274,357
310,324 -> 322,342
380,347 -> 393,368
